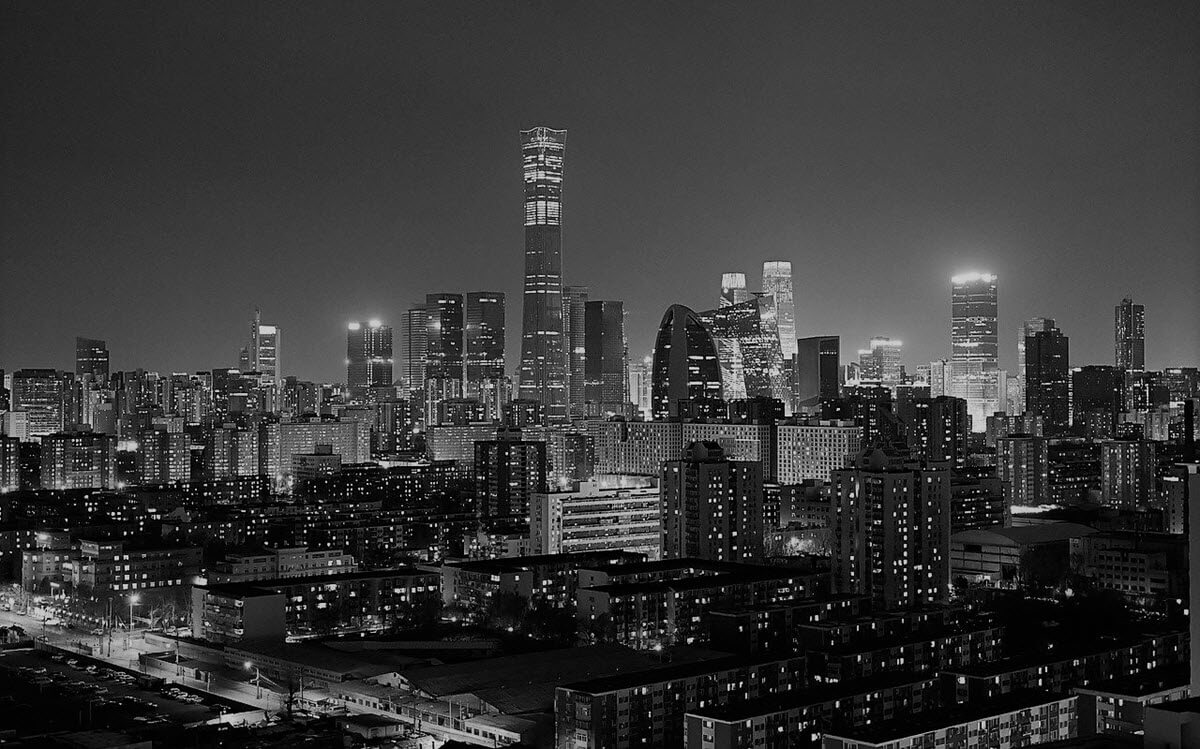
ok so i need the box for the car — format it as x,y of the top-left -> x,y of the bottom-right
30,666 -> 47,674
50,654 -> 65,662
84,665 -> 98,673
66,659 -> 79,667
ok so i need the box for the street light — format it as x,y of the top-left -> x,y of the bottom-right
244,661 -> 262,700
125,594 -> 141,649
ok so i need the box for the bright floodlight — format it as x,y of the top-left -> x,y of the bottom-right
348,321 -> 361,331
368,319 -> 382,328
951,271 -> 997,284
129,593 -> 140,604
244,661 -> 253,670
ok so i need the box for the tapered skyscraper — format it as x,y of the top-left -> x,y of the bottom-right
762,261 -> 797,359
517,127 -> 568,424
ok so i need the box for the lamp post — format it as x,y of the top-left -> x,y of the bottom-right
244,661 -> 262,700
125,594 -> 140,649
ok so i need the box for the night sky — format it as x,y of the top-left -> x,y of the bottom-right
2,1 -> 1197,383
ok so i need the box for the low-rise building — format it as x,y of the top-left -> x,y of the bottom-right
206,545 -> 357,584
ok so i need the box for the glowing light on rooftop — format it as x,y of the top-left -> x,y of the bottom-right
348,322 -> 361,331
952,272 -> 997,284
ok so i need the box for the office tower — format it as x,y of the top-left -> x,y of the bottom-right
1015,318 -> 1055,414
762,261 -> 797,359
75,337 -> 110,382
1075,360 -> 1126,433
1025,325 -> 1070,435
628,355 -> 653,418
247,309 -> 281,384
660,441 -> 763,563
474,428 -> 548,521
699,297 -> 790,406
719,272 -> 751,308
650,305 -> 723,420
1114,296 -> 1145,372
465,291 -> 506,419
794,336 -> 840,410
425,293 -> 465,423
10,369 -> 71,438
517,126 -> 569,425
996,434 -> 1048,508
857,337 -> 903,384
562,285 -> 589,419
1100,438 -> 1156,508
896,395 -> 970,468
399,304 -> 429,394
39,430 -> 118,489
831,447 -> 951,609
346,319 -> 394,395
951,272 -> 998,363
935,359 -> 1007,433
136,428 -> 192,484
583,300 -> 628,416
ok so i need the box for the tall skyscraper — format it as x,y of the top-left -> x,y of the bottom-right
346,320 -> 393,394
1015,318 -> 1056,414
399,304 -> 429,394
1114,296 -> 1145,372
856,337 -> 903,384
699,297 -> 790,406
1025,324 -> 1070,435
465,291 -> 506,418
583,300 -> 628,416
247,308 -> 281,385
563,285 -> 589,419
1071,365 -> 1124,439
75,337 -> 110,382
517,127 -> 569,425
951,272 -> 998,363
425,293 -> 465,422
650,305 -> 723,420
661,441 -> 763,563
762,261 -> 797,359
719,272 -> 751,308
794,336 -> 840,410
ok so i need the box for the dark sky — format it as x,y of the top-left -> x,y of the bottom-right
2,1 -> 1197,383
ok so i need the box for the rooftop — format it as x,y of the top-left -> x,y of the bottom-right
559,652 -> 799,695
951,522 -> 1098,546
822,690 -> 1070,743
448,550 -> 644,575
687,671 -> 936,721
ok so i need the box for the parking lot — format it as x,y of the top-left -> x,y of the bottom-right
0,647 -> 254,738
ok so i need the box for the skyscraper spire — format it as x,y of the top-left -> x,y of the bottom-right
517,127 -> 569,424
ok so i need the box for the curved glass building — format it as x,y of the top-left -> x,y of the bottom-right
651,305 -> 723,420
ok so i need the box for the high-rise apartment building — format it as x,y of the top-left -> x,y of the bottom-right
650,305 -> 723,420
794,335 -> 840,410
1114,296 -> 1145,372
1015,318 -> 1055,414
857,337 -> 903,384
660,441 -> 763,563
75,337 -> 110,382
136,428 -> 192,484
517,127 -> 569,425
474,428 -> 548,521
831,448 -> 951,610
346,320 -> 393,395
775,419 -> 861,483
951,272 -> 998,363
40,430 -> 117,489
583,300 -> 628,416
563,285 -> 589,419
1100,438 -> 1156,508
529,479 -> 661,559
896,396 -> 970,468
996,434 -> 1048,509
0,436 -> 18,492
1071,365 -> 1124,439
1025,324 -> 1070,435
762,261 -> 797,359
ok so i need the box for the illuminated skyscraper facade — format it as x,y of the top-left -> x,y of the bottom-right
425,293 -> 464,423
1024,324 -> 1070,435
346,320 -> 393,394
650,305 -> 723,420
1114,297 -> 1145,372
762,261 -> 797,359
699,297 -> 790,407
857,337 -> 903,384
951,273 -> 998,363
794,335 -> 840,410
563,285 -> 589,419
399,304 -> 429,394
719,272 -> 751,308
248,308 -> 281,385
517,127 -> 568,424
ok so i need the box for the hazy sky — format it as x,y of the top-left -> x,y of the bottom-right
2,1 -> 1197,383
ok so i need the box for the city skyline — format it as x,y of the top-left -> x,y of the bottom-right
2,3 -> 1196,382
